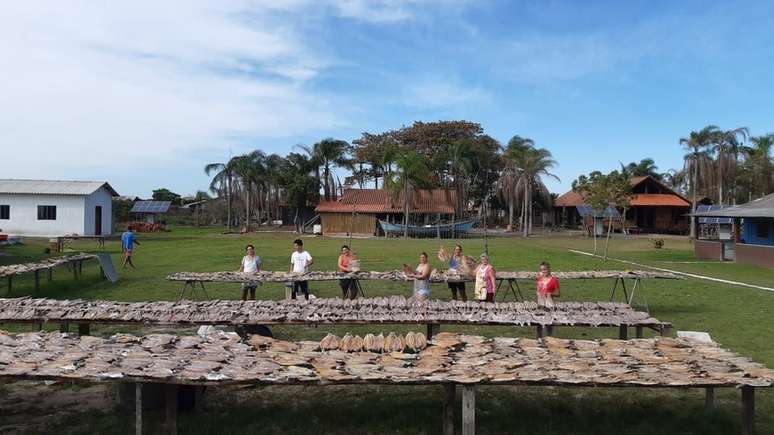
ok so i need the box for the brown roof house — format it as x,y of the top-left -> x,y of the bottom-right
554,176 -> 691,234
315,189 -> 456,236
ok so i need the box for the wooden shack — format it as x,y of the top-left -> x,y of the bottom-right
315,189 -> 455,236
554,176 -> 691,234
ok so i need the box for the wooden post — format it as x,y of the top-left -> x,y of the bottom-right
545,325 -> 554,337
427,324 -> 440,340
635,326 -> 643,338
73,262 -> 78,280
742,386 -> 755,435
462,385 -> 475,435
34,270 -> 40,294
618,325 -> 628,340
195,386 -> 205,413
443,384 -> 455,435
135,383 -> 143,435
165,384 -> 178,435
78,260 -> 83,277
78,323 -> 90,336
704,387 -> 714,412
47,268 -> 52,282
6,276 -> 11,295
536,325 -> 544,339
59,322 -> 69,333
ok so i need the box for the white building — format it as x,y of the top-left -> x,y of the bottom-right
0,179 -> 118,237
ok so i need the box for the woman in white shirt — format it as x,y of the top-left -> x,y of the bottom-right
289,239 -> 313,300
407,252 -> 432,301
238,244 -> 262,301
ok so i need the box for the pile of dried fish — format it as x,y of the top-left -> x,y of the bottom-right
167,269 -> 681,283
0,330 -> 771,387
0,254 -> 97,278
0,297 -> 669,328
316,332 -> 426,353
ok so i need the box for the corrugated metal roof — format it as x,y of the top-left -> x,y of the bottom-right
315,189 -> 455,214
630,194 -> 690,207
0,179 -> 118,196
692,193 -> 774,218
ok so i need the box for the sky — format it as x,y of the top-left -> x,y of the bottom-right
2,0 -> 774,198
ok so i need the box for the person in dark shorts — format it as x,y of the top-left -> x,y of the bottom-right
289,239 -> 313,300
238,244 -> 262,301
447,245 -> 467,301
337,245 -> 357,299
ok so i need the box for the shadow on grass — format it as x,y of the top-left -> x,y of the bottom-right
37,385 -> 743,435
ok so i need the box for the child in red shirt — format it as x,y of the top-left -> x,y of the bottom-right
536,261 -> 560,308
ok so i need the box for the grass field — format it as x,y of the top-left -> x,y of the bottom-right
1,227 -> 772,434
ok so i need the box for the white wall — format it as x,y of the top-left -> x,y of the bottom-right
83,187 -> 114,235
0,194 -> 86,237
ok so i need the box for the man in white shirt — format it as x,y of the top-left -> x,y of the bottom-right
239,244 -> 262,301
289,239 -> 313,300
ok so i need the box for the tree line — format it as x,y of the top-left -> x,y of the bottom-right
205,121 -> 558,235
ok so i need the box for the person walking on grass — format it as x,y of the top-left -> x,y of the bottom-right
474,253 -> 496,302
536,261 -> 560,308
289,239 -> 313,300
121,226 -> 140,270
407,252 -> 432,301
238,244 -> 262,301
337,245 -> 358,299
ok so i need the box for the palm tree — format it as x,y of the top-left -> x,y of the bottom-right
680,125 -> 719,239
621,158 -> 660,179
746,134 -> 774,198
505,142 -> 559,237
497,136 -> 534,231
297,138 -> 351,201
384,148 -> 432,237
437,140 -> 474,217
714,127 -> 749,205
204,159 -> 236,229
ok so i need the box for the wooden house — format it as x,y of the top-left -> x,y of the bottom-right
553,176 -> 691,234
315,189 -> 456,236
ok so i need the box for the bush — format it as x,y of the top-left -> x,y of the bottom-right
652,239 -> 664,249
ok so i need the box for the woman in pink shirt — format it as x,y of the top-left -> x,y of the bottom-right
536,261 -> 560,308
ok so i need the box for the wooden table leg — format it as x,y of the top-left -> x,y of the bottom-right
462,385 -> 475,435
536,325 -> 544,339
166,384 -> 178,435
742,386 -> 755,435
6,276 -> 11,295
636,326 -> 643,338
618,325 -> 628,339
47,268 -> 52,282
135,383 -> 143,435
427,324 -> 440,340
78,323 -> 90,336
59,322 -> 69,333
34,270 -> 40,294
705,387 -> 714,412
443,384 -> 455,435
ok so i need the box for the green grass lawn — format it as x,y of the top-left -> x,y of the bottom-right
0,227 -> 772,434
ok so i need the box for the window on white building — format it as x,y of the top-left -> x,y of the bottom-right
37,205 -> 57,220
0,205 -> 8,220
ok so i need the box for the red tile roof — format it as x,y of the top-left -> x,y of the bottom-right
554,191 -> 585,207
629,194 -> 690,207
315,189 -> 456,214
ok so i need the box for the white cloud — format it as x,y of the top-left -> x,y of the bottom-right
402,77 -> 490,109
0,1 -> 339,182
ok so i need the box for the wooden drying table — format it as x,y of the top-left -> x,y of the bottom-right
167,270 -> 682,304
56,235 -> 108,252
0,297 -> 671,340
0,254 -> 99,295
0,331 -> 769,435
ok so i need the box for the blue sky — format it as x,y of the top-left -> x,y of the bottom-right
3,1 -> 774,197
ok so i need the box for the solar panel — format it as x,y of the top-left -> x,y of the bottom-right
130,201 -> 171,213
696,205 -> 732,224
575,205 -> 620,218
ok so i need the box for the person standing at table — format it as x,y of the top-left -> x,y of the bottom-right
121,226 -> 141,270
238,244 -> 262,301
536,261 -> 560,308
447,245 -> 468,301
289,239 -> 313,300
473,253 -> 496,302
407,252 -> 432,301
337,245 -> 358,299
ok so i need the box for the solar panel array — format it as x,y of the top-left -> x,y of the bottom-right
696,205 -> 732,224
130,200 -> 171,213
576,205 -> 621,218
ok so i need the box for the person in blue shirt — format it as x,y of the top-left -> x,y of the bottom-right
121,226 -> 141,269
